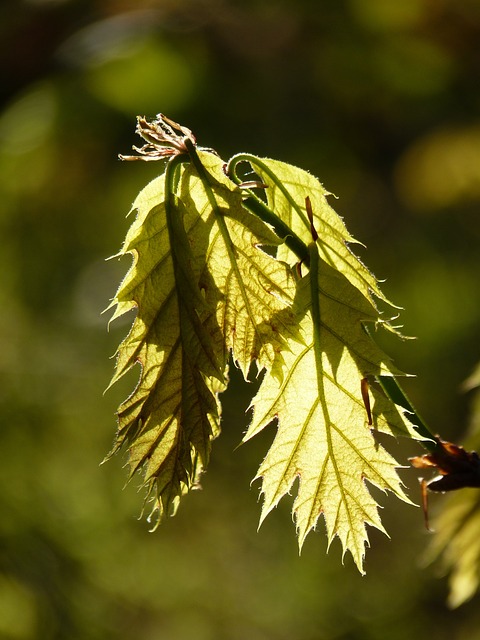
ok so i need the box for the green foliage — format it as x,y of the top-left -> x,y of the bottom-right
4,2 -> 480,635
109,115 -> 424,571
425,364 -> 480,607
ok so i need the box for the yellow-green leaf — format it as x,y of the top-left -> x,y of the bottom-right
185,151 -> 300,378
108,162 -> 227,524
245,237 -> 417,573
108,151 -> 301,525
109,117 -> 426,570
245,156 -> 392,307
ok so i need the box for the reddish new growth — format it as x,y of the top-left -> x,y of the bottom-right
410,437 -> 480,530
119,114 -> 196,161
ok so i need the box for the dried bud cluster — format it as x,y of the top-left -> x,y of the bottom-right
119,114 -> 196,161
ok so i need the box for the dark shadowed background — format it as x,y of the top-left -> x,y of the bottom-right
1,0 -> 480,638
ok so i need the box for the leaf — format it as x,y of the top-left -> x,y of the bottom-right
110,117 -> 424,569
108,150 -> 300,524
107,163 -> 227,523
244,197 -> 417,573
183,151 -> 301,378
244,157 -> 392,308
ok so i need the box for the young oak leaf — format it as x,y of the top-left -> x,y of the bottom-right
181,151 -> 301,379
107,165 -> 227,525
245,250 -> 418,573
108,149 -> 302,525
243,157 -> 393,311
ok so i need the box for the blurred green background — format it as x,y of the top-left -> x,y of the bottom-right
1,0 -> 480,638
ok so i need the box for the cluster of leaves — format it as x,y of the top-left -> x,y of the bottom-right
108,115 -> 427,573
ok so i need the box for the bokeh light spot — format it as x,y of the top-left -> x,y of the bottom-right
0,83 -> 56,155
85,36 -> 199,116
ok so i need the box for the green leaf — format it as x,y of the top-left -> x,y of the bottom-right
108,150 -> 300,524
107,159 -> 227,524
241,156 -> 393,308
185,151 -> 301,378
244,182 -> 418,572
110,117 -> 427,570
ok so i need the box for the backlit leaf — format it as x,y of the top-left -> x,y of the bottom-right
244,185 -> 417,572
109,117 -> 424,569
244,157 -> 392,307
181,152 -> 300,378
108,149 -> 299,525
107,165 -> 226,524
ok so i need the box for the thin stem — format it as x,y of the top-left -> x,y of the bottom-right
164,153 -> 189,212
226,154 -> 310,266
376,375 -> 437,451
